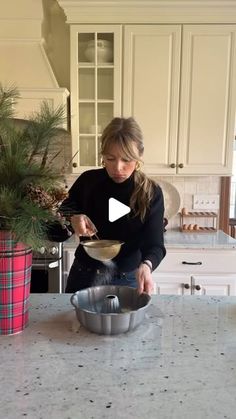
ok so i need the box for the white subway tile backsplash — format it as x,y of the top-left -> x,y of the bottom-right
159,176 -> 221,229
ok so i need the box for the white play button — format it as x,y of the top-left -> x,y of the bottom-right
108,198 -> 131,222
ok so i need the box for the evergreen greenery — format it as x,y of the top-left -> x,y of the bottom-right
0,84 -> 68,250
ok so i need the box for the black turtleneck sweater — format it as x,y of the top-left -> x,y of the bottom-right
50,168 -> 166,272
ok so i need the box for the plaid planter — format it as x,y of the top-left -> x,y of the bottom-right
0,232 -> 32,335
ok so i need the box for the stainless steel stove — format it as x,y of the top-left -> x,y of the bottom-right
31,242 -> 63,293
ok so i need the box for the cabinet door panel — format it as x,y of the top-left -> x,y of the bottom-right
70,24 -> 122,171
192,275 -> 236,296
153,274 -> 191,295
178,25 -> 236,175
123,25 -> 181,175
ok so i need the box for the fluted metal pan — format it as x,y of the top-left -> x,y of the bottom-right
70,285 -> 151,335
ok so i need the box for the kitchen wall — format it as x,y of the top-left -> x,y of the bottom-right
0,0 -> 221,230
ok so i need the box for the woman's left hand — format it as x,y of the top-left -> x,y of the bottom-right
136,263 -> 154,295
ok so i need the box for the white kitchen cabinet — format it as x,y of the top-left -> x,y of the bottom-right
153,274 -> 191,295
178,25 -> 236,176
61,1 -> 236,175
123,24 -> 236,175
191,275 -> 236,296
153,274 -> 236,296
153,248 -> 236,296
63,248 -> 76,291
70,23 -> 236,175
123,25 -> 181,175
70,25 -> 122,171
63,248 -> 76,275
63,243 -> 236,296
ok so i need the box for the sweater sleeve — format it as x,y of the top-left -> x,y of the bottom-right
140,185 -> 166,271
46,169 -> 105,242
45,174 -> 87,242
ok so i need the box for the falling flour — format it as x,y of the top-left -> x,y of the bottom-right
93,260 -> 117,286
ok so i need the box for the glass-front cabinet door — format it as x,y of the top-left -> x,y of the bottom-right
70,25 -> 122,171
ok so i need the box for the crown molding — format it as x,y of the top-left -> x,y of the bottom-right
57,0 -> 236,24
58,0 -> 236,5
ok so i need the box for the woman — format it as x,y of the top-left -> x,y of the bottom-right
56,117 -> 166,294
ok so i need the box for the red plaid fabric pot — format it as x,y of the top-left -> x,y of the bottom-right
0,232 -> 32,335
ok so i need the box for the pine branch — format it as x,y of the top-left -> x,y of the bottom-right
0,84 -> 19,121
27,101 -> 66,166
0,84 -> 69,249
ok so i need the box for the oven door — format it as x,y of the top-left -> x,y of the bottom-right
31,258 -> 63,293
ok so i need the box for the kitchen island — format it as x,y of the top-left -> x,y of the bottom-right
1,294 -> 236,418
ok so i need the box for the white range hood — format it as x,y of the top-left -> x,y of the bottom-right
0,0 -> 69,122
0,0 -> 59,89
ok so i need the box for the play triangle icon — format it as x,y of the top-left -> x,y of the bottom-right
108,198 -> 131,222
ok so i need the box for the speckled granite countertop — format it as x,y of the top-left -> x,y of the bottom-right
1,294 -> 236,419
64,230 -> 236,250
164,229 -> 236,249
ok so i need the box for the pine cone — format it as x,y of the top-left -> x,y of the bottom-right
25,184 -> 68,212
50,187 -> 68,203
25,184 -> 55,209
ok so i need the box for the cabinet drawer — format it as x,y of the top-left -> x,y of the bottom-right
157,250 -> 236,274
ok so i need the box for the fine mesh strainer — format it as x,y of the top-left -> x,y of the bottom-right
81,239 -> 124,261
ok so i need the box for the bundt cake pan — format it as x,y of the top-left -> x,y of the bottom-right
70,285 -> 151,335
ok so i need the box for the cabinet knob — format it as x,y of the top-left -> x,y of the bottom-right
72,162 -> 78,168
195,285 -> 201,291
178,163 -> 184,168
184,283 -> 190,289
170,163 -> 176,168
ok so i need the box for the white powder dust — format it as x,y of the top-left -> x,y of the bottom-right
93,260 -> 117,286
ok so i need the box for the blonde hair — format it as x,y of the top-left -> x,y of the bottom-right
101,117 -> 156,221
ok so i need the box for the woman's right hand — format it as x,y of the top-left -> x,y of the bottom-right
70,214 -> 97,238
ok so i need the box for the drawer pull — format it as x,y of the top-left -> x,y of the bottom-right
184,283 -> 190,289
182,261 -> 202,265
195,285 -> 201,291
